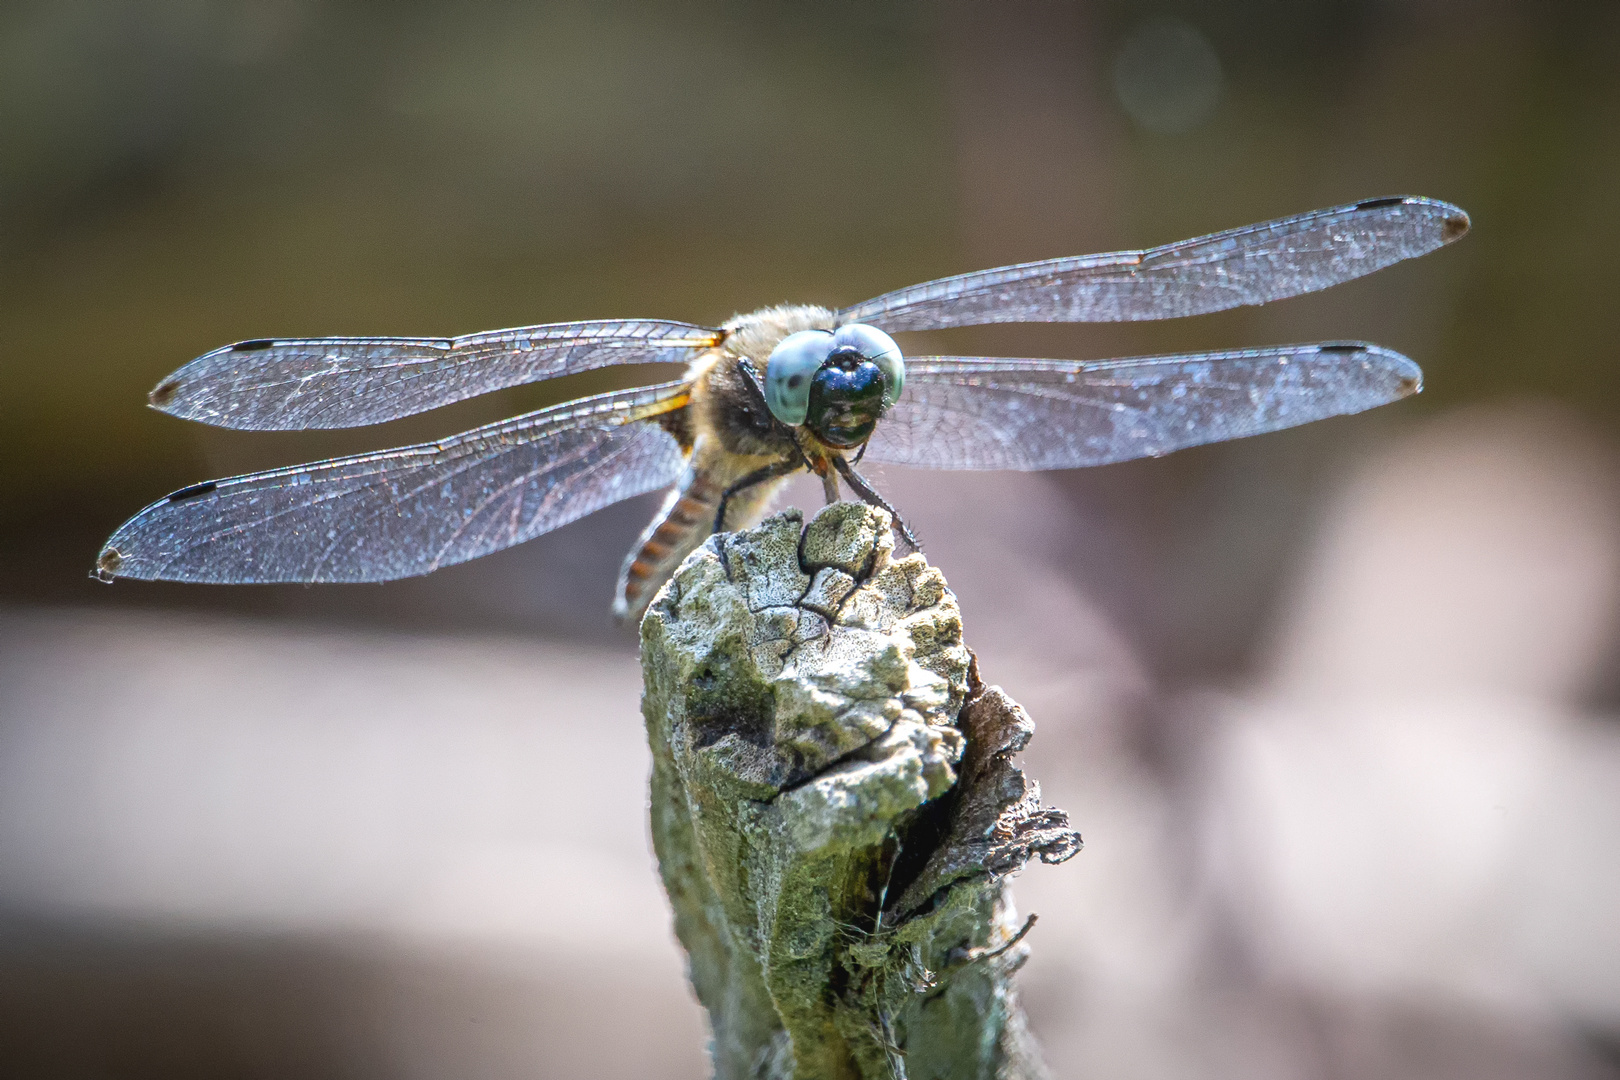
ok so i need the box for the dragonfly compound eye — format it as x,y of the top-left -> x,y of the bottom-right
805,349 -> 888,449
831,323 -> 904,408
764,329 -> 835,425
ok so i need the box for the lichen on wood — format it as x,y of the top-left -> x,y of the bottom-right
640,502 -> 1081,1080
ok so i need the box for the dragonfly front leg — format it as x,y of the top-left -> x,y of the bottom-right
821,470 -> 840,504
714,459 -> 805,534
831,456 -> 920,551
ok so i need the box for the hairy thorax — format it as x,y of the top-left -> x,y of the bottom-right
685,304 -> 838,477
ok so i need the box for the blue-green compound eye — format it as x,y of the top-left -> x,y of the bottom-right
764,330 -> 834,425
832,323 -> 904,408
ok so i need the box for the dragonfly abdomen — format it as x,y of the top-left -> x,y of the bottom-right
614,470 -> 724,621
612,448 -> 801,622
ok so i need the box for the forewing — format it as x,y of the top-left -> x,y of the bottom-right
97,382 -> 691,583
863,344 -> 1420,470
841,197 -> 1469,331
151,319 -> 719,430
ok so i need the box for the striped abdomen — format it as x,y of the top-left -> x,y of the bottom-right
613,470 -> 723,621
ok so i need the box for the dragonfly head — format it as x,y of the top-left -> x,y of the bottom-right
763,323 -> 904,448
805,348 -> 887,448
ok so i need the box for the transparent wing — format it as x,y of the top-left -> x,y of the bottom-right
841,197 -> 1469,331
150,319 -> 719,430
97,381 -> 692,584
863,343 -> 1420,470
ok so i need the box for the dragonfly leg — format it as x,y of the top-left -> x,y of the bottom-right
737,357 -> 766,400
737,358 -> 793,435
832,456 -> 920,552
821,469 -> 840,504
714,459 -> 804,534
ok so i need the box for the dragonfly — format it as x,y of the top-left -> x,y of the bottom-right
96,195 -> 1469,620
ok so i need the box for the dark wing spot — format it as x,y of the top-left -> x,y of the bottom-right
167,481 -> 218,502
232,339 -> 276,351
1354,196 -> 1409,210
1399,374 -> 1423,396
1317,344 -> 1365,354
149,379 -> 180,407
1442,214 -> 1470,243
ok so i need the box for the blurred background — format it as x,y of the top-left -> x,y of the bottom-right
3,1 -> 1619,1076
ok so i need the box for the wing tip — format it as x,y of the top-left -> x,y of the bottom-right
147,376 -> 185,414
1355,195 -> 1471,245
148,372 -> 272,430
1441,207 -> 1471,244
1315,341 -> 1423,398
1369,345 -> 1423,395
1395,367 -> 1424,397
92,545 -> 124,583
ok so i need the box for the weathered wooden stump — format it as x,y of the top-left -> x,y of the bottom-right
641,502 -> 1081,1080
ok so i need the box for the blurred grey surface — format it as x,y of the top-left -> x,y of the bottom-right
5,1 -> 1620,1077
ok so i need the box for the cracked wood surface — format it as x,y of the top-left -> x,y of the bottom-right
640,502 -> 1080,1080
